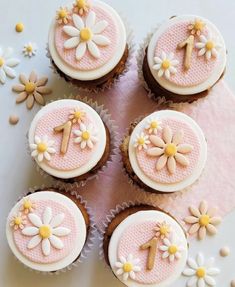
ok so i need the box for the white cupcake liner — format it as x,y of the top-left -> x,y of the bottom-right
27,95 -> 118,191
137,24 -> 220,106
46,12 -> 135,93
8,184 -> 96,275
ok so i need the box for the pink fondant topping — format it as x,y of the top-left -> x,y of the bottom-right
118,221 -> 182,284
136,118 -> 200,184
154,21 -> 217,87
13,199 -> 77,264
34,106 -> 98,171
54,5 -> 118,71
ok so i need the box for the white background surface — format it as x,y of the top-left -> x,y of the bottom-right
0,0 -> 235,286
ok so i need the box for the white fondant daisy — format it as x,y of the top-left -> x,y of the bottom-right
19,197 -> 36,214
22,42 -> 37,57
69,106 -> 86,124
56,7 -> 71,25
183,253 -> 220,287
30,135 -> 56,162
22,207 -> 71,256
73,123 -> 98,149
63,12 -> 110,60
195,34 -> 221,60
0,47 -> 20,84
153,52 -> 179,79
145,117 -> 162,135
115,254 -> 141,281
159,235 -> 184,262
73,0 -> 90,16
154,221 -> 171,239
134,132 -> 150,151
10,212 -> 27,230
147,126 -> 193,174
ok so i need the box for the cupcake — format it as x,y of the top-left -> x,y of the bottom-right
6,190 -> 91,272
28,99 -> 111,183
48,0 -> 129,90
140,15 -> 226,103
103,205 -> 188,287
120,110 -> 207,193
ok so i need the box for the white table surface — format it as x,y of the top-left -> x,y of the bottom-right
1,0 -> 235,286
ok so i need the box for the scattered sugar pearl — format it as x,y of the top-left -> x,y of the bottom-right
9,115 -> 19,125
15,22 -> 24,33
231,280 -> 235,287
220,246 -> 230,257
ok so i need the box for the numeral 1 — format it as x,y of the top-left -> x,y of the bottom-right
178,35 -> 195,70
54,121 -> 72,154
140,238 -> 158,270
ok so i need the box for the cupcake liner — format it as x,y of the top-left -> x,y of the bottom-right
27,95 -> 118,191
137,25 -> 219,106
9,184 -> 96,275
46,12 -> 135,93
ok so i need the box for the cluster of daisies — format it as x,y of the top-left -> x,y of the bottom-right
10,197 -> 71,256
115,221 -> 185,281
30,106 -> 98,163
153,18 -> 222,80
134,117 -> 193,174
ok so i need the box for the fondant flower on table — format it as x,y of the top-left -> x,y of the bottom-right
19,197 -> 36,214
73,123 -> 98,149
195,35 -> 221,60
0,47 -> 20,84
184,201 -> 222,240
73,0 -> 90,16
134,132 -> 150,151
69,107 -> 86,124
22,42 -> 37,58
147,126 -> 193,174
30,135 -> 56,162
10,212 -> 27,230
22,207 -> 71,256
188,19 -> 205,36
56,7 -> 71,25
159,236 -> 184,262
183,253 -> 220,287
115,254 -> 141,281
153,52 -> 179,79
63,12 -> 110,60
145,117 -> 162,135
12,71 -> 52,109
154,221 -> 171,239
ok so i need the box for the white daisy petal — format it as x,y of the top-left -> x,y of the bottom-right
3,66 -> 16,78
63,26 -> 80,37
92,35 -> 110,46
43,207 -> 52,225
87,41 -> 100,58
73,14 -> 84,30
22,227 -> 39,236
76,42 -> 86,60
52,227 -> 71,236
5,58 -> 20,67
0,69 -> 6,84
64,37 -> 80,49
86,11 -> 96,28
27,235 -> 42,249
49,235 -> 64,249
204,275 -> 216,286
183,268 -> 196,276
28,213 -> 42,227
186,276 -> 198,287
42,238 -> 50,256
50,213 -> 65,228
93,20 -> 108,34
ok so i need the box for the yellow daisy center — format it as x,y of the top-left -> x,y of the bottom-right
194,20 -> 204,31
0,57 -> 4,67
15,22 -> 24,33
123,262 -> 133,273
199,214 -> 210,226
14,217 -> 22,225
160,225 -> 169,236
138,137 -> 145,145
168,245 -> 178,255
26,45 -> 33,52
82,131 -> 90,140
80,28 -> 92,42
161,59 -> 171,70
25,82 -> 36,94
74,111 -> 84,119
196,267 -> 206,278
150,121 -> 158,129
59,9 -> 68,19
76,0 -> 87,8
165,143 -> 177,156
39,225 -> 51,239
206,41 -> 215,51
24,200 -> 32,210
37,143 -> 47,153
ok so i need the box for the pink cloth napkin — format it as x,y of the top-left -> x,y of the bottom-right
77,62 -> 235,227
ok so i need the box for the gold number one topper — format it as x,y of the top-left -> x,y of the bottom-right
177,35 -> 195,70
54,120 -> 72,154
140,237 -> 158,270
